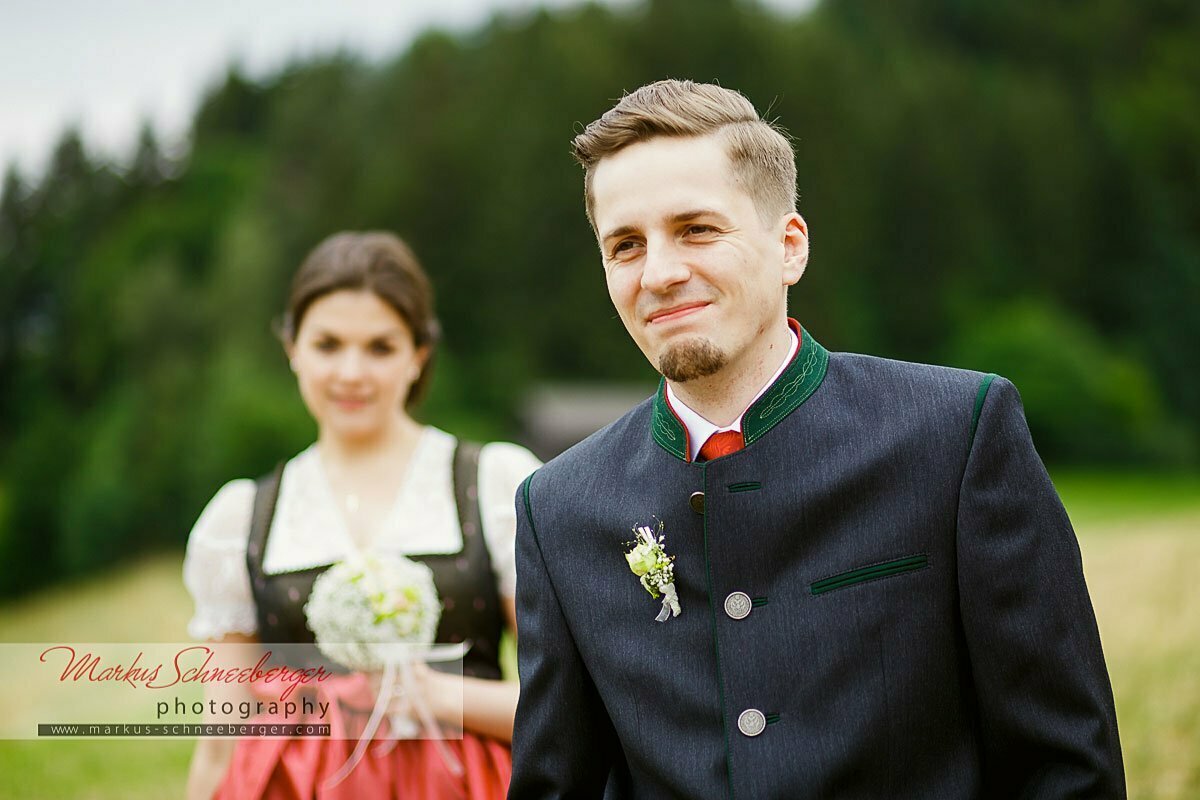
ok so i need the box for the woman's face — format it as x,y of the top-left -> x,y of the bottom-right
289,289 -> 426,441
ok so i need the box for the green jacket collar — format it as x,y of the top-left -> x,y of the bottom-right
650,320 -> 830,462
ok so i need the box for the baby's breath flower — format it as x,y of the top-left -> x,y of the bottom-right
305,553 -> 441,672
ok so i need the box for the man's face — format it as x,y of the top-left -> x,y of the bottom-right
592,134 -> 807,383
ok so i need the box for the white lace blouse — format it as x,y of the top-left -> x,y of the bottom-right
182,427 -> 541,641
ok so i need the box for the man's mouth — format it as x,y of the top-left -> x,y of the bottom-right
647,302 -> 710,325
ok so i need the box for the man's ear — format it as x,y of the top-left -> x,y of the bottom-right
284,340 -> 297,372
781,212 -> 809,287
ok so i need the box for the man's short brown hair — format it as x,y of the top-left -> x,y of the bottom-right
571,79 -> 797,227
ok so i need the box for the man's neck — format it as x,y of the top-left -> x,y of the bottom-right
667,321 -> 796,428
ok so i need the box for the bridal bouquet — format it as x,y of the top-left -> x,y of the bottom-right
305,553 -> 465,785
305,553 -> 442,670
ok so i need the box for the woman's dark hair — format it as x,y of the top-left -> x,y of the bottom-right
282,231 -> 440,408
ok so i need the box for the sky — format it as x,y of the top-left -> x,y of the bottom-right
0,0 -> 816,179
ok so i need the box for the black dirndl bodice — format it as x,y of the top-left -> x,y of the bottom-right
244,440 -> 506,679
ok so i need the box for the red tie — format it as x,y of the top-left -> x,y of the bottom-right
697,430 -> 744,462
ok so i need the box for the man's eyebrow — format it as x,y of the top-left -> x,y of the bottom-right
670,208 -> 729,224
600,225 -> 639,244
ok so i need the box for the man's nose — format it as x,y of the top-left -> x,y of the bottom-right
640,239 -> 690,293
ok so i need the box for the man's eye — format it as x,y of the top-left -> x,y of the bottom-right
368,341 -> 395,355
611,240 -> 641,258
314,340 -> 339,352
686,224 -> 715,236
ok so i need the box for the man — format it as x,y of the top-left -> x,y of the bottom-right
509,80 -> 1124,798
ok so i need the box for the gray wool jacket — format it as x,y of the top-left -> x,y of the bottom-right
509,324 -> 1124,799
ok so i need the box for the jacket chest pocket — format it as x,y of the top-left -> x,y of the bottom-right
810,553 -> 930,596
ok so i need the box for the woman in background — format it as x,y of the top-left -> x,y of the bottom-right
184,231 -> 539,799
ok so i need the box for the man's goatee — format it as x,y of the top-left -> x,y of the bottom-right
658,339 -> 726,382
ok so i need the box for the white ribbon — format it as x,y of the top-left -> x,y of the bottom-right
655,582 -> 681,622
323,641 -> 472,789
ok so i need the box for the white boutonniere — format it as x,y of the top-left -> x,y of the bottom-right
624,521 -> 680,622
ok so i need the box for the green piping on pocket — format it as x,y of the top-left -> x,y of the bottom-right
727,481 -> 761,493
810,554 -> 929,596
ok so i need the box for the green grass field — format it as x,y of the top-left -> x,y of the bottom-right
0,471 -> 1196,798
1056,474 -> 1200,798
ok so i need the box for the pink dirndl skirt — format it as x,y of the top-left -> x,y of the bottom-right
214,673 -> 511,800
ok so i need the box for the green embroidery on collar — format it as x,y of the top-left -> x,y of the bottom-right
743,328 -> 829,446
651,379 -> 689,460
649,327 -> 830,460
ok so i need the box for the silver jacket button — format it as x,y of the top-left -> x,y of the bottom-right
689,491 -> 705,514
724,591 -> 752,620
737,708 -> 766,737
